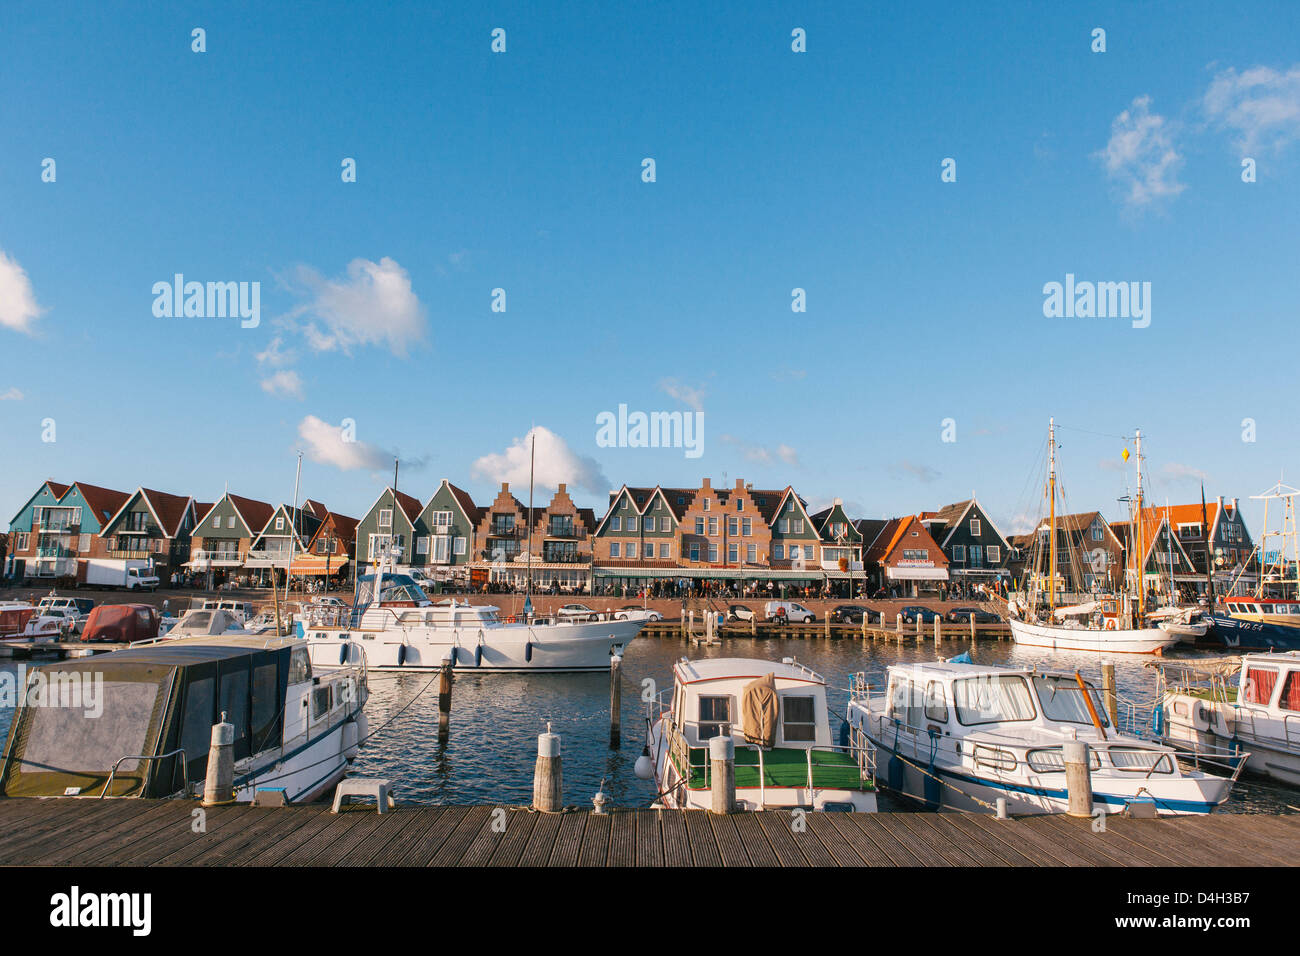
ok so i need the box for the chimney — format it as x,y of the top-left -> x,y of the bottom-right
557,483 -> 566,494
1231,497 -> 1238,514
501,482 -> 509,492
702,478 -> 711,490
735,478 -> 744,490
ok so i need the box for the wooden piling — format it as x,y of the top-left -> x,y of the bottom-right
1101,660 -> 1118,729
533,725 -> 563,813
709,734 -> 735,814
1063,740 -> 1093,818
437,659 -> 454,739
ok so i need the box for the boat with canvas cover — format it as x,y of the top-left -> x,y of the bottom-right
299,554 -> 643,672
0,633 -> 368,804
848,659 -> 1244,815
642,656 -> 877,811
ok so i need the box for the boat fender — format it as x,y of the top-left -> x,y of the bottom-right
342,720 -> 360,761
525,640 -> 533,663
339,642 -> 349,666
838,720 -> 849,749
356,712 -> 369,743
397,644 -> 407,666
923,730 -> 941,809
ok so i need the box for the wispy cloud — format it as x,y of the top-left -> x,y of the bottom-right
888,460 -> 941,483
1162,462 -> 1210,483
281,257 -> 427,357
260,369 -> 305,400
297,415 -> 392,471
1203,64 -> 1300,155
1096,95 -> 1185,209
769,368 -> 807,383
0,387 -> 23,401
720,435 -> 799,467
255,335 -> 296,369
0,250 -> 45,335
658,378 -> 706,413
472,426 -> 608,495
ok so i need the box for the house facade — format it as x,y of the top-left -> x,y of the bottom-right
97,487 -> 198,579
865,515 -> 950,596
411,480 -> 480,584
354,487 -> 423,570
5,480 -> 129,582
188,492 -> 275,583
921,498 -> 1010,586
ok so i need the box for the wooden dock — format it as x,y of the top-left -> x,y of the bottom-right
0,799 -> 1293,866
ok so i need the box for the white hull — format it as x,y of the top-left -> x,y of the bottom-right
234,715 -> 363,804
1158,620 -> 1207,640
1009,617 -> 1176,654
301,618 -> 643,672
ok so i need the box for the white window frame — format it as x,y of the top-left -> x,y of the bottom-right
970,518 -> 981,537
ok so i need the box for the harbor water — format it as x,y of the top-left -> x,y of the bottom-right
1,637 -> 1294,813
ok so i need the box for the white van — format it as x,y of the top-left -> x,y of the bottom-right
764,601 -> 816,623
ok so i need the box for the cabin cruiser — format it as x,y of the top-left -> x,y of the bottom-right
643,657 -> 877,812
1154,652 -> 1300,787
848,660 -> 1243,815
0,634 -> 368,804
298,561 -> 643,672
162,608 -> 253,639
1205,597 -> 1300,651
0,602 -> 63,643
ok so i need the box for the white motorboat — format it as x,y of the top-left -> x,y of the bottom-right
1154,652 -> 1300,787
299,560 -> 643,672
162,608 -> 252,639
849,659 -> 1243,815
642,656 -> 877,812
0,601 -> 63,644
0,633 -> 369,804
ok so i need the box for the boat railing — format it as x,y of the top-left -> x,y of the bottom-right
101,749 -> 188,799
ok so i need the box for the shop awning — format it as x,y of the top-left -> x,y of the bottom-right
288,556 -> 349,576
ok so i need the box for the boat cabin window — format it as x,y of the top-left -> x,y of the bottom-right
179,677 -> 216,773
1032,676 -> 1109,727
251,663 -> 280,749
952,675 -> 1036,725
313,685 -> 333,720
781,696 -> 816,742
288,647 -> 312,684
1243,666 -> 1279,706
924,682 -> 949,723
697,695 -> 732,740
888,679 -> 924,729
1279,672 -> 1300,713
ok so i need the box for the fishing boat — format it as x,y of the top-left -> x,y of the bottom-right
1203,482 -> 1300,651
1007,421 -> 1178,655
1153,653 -> 1300,786
849,659 -> 1244,815
0,633 -> 369,804
299,552 -> 643,671
642,656 -> 877,811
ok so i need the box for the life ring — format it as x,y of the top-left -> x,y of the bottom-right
505,615 -> 517,623
1103,619 -> 1118,631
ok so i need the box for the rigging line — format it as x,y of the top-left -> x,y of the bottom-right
1052,422 -> 1133,442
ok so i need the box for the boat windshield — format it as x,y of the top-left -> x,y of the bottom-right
952,675 -> 1037,725
1032,675 -> 1110,727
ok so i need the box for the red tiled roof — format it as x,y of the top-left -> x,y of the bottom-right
393,489 -> 422,523
227,493 -> 275,534
446,482 -> 481,525
68,482 -> 130,525
140,488 -> 194,537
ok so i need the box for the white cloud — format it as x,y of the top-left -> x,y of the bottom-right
0,387 -> 23,401
1096,95 -> 1186,208
719,435 -> 799,467
261,369 -> 305,399
284,257 -> 426,356
1203,65 -> 1300,155
887,460 -> 941,484
255,335 -> 296,368
1163,462 -> 1210,483
0,250 -> 45,335
658,378 -> 706,413
471,426 -> 608,495
297,415 -> 391,471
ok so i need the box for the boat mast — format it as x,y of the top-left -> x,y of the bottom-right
1048,418 -> 1057,614
1135,429 -> 1145,619
526,430 -> 535,605
284,451 -> 302,609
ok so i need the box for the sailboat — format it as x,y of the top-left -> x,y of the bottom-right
1007,420 -> 1178,655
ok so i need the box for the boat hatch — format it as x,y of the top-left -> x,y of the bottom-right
0,641 -> 298,799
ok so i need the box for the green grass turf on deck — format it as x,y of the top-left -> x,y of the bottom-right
676,745 -> 873,791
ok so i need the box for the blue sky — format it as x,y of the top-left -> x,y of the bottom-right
2,1 -> 1298,536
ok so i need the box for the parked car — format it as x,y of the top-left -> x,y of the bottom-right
829,604 -> 870,624
311,595 -> 349,609
80,604 -> 162,644
899,605 -> 942,624
614,605 -> 663,622
557,603 -> 600,622
946,606 -> 1001,624
727,604 -> 757,623
764,601 -> 815,623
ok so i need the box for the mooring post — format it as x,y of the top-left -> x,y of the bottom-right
916,616 -> 922,641
896,612 -> 902,635
1101,660 -> 1118,729
1063,740 -> 1093,818
533,723 -> 563,812
202,712 -> 234,806
934,616 -> 941,646
824,614 -> 830,639
709,731 -> 735,814
438,655 -> 454,739
609,652 -> 622,749
750,615 -> 756,637
970,614 -> 976,641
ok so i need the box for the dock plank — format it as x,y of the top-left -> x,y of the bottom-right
804,813 -> 867,867
960,813 -> 1095,866
428,806 -> 494,867
659,809 -> 693,867
485,809 -> 539,867
394,806 -> 471,866
753,810 -> 813,866
608,810 -> 637,867
547,811 -> 589,867
709,815 -> 753,867
913,813 -> 1024,867
517,811 -> 563,867
634,810 -> 664,867
729,812 -> 780,866
577,812 -> 612,867
682,810 -> 723,866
